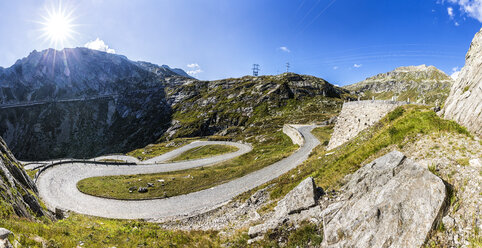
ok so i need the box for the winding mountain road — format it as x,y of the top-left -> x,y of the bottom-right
36,125 -> 319,221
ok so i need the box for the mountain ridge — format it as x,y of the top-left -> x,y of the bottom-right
0,47 -> 177,160
344,64 -> 453,105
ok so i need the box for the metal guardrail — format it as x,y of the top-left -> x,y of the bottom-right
33,159 -> 136,183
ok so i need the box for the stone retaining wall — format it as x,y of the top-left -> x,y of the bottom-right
283,124 -> 304,146
327,100 -> 408,150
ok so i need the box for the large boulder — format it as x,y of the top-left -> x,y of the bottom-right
248,177 -> 319,238
442,28 -> 482,137
0,228 -> 12,240
0,228 -> 13,248
322,151 -> 447,247
274,177 -> 317,217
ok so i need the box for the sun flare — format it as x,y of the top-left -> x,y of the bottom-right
39,2 -> 76,48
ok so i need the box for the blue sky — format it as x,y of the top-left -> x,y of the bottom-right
0,0 -> 481,85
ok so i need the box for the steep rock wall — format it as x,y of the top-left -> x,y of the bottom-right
442,29 -> 482,137
327,100 -> 407,150
0,136 -> 51,219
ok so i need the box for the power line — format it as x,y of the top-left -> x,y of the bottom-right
252,64 -> 260,76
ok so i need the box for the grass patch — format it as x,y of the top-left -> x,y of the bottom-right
0,213 -> 221,248
77,132 -> 297,200
26,169 -> 38,180
428,164 -> 439,176
168,144 -> 239,162
126,137 -> 199,161
250,222 -> 324,248
311,125 -> 334,145
456,158 -> 470,166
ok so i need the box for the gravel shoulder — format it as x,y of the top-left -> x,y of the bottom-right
36,126 -> 319,220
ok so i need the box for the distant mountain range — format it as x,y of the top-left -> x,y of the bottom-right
344,65 -> 453,105
0,48 -> 191,104
0,47 -> 192,160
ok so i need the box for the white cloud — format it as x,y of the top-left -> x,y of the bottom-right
279,46 -> 291,53
446,0 -> 482,22
187,63 -> 199,68
353,64 -> 362,68
451,66 -> 461,80
186,63 -> 203,75
448,7 -> 455,18
84,38 -> 116,54
187,69 -> 203,75
333,66 -> 339,70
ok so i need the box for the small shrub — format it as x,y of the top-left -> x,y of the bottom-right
456,158 -> 470,166
428,164 -> 438,176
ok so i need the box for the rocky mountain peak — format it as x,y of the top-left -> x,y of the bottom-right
0,47 -> 150,104
344,64 -> 453,105
0,47 -> 191,104
393,64 -> 438,73
364,64 -> 451,82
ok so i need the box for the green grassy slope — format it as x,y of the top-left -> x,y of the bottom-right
168,144 -> 239,162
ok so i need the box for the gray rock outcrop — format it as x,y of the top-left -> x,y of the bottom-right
442,28 -> 482,138
322,151 -> 446,247
249,151 -> 447,248
0,228 -> 13,248
274,177 -> 317,217
248,177 -> 320,238
0,228 -> 12,240
0,136 -> 51,219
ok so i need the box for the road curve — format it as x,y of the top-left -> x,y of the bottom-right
24,141 -> 244,170
36,125 -> 319,221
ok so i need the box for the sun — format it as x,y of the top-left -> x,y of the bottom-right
39,2 -> 77,48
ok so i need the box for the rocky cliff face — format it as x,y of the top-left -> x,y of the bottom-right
344,65 -> 453,105
0,136 -> 50,219
0,48 -> 180,160
442,29 -> 482,137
